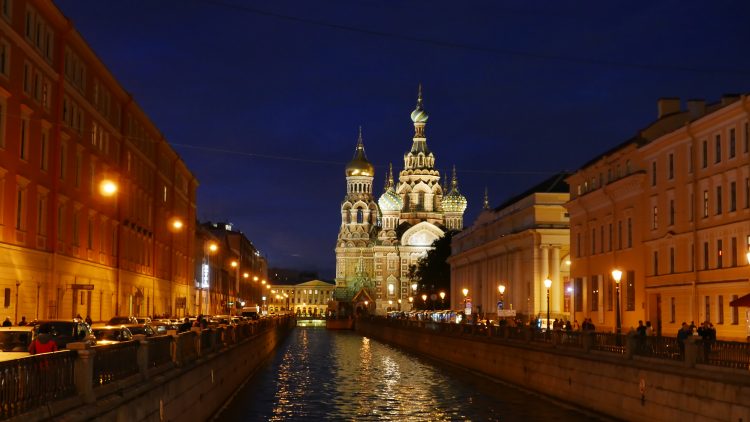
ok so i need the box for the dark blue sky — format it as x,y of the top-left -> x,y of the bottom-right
55,0 -> 750,279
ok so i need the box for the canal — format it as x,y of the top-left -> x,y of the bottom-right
215,327 -> 608,421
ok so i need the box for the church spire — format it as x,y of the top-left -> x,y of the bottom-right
345,126 -> 374,177
451,165 -> 458,189
483,187 -> 490,210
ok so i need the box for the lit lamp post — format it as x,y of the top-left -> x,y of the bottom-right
439,291 -> 445,309
612,269 -> 623,335
397,298 -> 401,311
262,296 -> 266,314
498,284 -> 505,310
462,288 -> 468,311
421,294 -> 427,309
544,278 -> 552,334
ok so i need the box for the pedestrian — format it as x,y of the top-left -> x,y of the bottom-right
645,321 -> 654,336
2,317 -> 11,327
179,317 -> 192,333
29,332 -> 58,355
677,322 -> 690,358
85,315 -> 93,326
573,320 -> 580,331
193,315 -> 202,328
75,313 -> 82,321
636,320 -> 647,337
17,316 -> 27,326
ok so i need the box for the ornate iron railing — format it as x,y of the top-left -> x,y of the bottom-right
696,339 -> 750,369
590,332 -> 626,354
0,350 -> 76,419
93,341 -> 140,386
632,335 -> 682,361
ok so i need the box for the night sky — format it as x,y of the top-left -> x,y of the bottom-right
54,0 -> 750,279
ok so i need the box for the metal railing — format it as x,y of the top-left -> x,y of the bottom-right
696,339 -> 750,369
591,332 -> 626,354
147,335 -> 173,368
0,350 -> 76,419
633,335 -> 682,361
93,341 -> 140,386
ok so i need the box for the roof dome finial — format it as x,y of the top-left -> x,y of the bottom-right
345,126 -> 374,177
378,162 -> 403,212
410,83 -> 429,123
483,187 -> 490,210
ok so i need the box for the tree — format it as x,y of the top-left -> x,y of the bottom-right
415,230 -> 457,308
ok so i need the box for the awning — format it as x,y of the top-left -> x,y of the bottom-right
729,293 -> 750,307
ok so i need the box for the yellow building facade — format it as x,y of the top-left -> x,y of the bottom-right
268,279 -> 335,317
566,95 -> 750,339
448,175 -> 570,321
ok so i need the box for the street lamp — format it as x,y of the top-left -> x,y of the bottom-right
498,284 -> 505,311
397,298 -> 401,311
439,291 -> 445,308
612,269 -> 623,335
421,294 -> 427,309
544,278 -> 552,334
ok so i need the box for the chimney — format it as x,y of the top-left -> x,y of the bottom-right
686,99 -> 705,119
721,93 -> 740,106
657,97 -> 681,119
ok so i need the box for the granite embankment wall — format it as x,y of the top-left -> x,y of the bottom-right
356,319 -> 750,422
10,317 -> 294,422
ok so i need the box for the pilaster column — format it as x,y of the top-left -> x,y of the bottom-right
551,246 -> 561,314
540,244 -> 549,316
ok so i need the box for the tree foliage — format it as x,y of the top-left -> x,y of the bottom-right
415,230 -> 456,296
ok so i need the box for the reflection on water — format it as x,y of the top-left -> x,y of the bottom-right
216,328 -> 604,421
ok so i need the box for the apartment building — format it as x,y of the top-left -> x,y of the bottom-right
0,0 -> 197,321
566,95 -> 750,339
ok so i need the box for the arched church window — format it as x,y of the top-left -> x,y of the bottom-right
357,209 -> 363,224
346,211 -> 351,224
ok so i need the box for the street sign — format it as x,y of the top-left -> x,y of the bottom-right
497,310 -> 516,317
72,284 -> 94,290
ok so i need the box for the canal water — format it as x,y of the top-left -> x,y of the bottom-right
215,327 -> 607,421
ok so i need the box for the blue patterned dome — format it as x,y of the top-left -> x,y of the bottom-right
378,188 -> 403,212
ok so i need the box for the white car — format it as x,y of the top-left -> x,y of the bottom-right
0,326 -> 34,361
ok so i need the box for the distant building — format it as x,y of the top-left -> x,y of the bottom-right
334,87 -> 467,315
449,175 -> 570,321
0,0 -> 196,321
566,95 -> 750,339
267,279 -> 335,317
196,222 -> 267,316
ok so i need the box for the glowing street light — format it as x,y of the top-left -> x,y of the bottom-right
243,272 -> 249,279
253,276 -> 259,282
544,278 -> 552,334
230,260 -> 238,268
612,269 -> 623,335
439,291 -> 445,308
99,179 -> 118,197
208,243 -> 218,253
498,284 -> 505,311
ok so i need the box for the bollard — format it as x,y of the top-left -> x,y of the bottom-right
68,342 -> 96,404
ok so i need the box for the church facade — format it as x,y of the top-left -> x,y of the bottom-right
334,88 -> 467,314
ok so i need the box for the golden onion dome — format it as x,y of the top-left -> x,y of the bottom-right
346,127 -> 375,177
442,166 -> 467,213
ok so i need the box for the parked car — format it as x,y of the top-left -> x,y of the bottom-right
122,324 -> 156,337
135,317 -> 151,324
0,326 -> 34,361
151,321 -> 179,335
91,326 -> 133,345
108,316 -> 138,325
30,320 -> 95,349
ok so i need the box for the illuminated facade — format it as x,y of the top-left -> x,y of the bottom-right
335,87 -> 467,314
0,0 -> 196,321
267,279 -> 335,316
566,95 -> 750,339
195,222 -> 268,316
449,175 -> 570,320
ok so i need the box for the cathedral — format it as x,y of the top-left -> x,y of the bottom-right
334,87 -> 468,314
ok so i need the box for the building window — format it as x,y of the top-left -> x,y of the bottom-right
590,275 -> 599,312
715,135 -> 721,163
669,200 -> 675,226
3,288 -> 8,308
626,271 -> 635,312
72,211 -> 79,246
57,204 -> 64,239
87,218 -> 93,250
576,233 -> 580,257
730,128 -> 736,158
75,153 -> 81,188
591,228 -> 596,255
356,209 -> 363,224
651,161 -> 657,186
37,196 -> 46,236
730,181 -> 737,212
703,190 -> 709,218
688,145 -> 693,173
608,223 -> 612,252
19,118 -> 28,160
40,131 -> 48,171
0,40 -> 8,77
22,62 -> 30,94
689,193 -> 694,222
745,122 -> 749,154
652,206 -> 658,230
653,251 -> 659,275
718,295 -> 724,324
731,237 -> 737,267
59,143 -> 66,180
670,297 -> 676,323
599,225 -> 604,254
716,186 -> 722,214
15,187 -> 25,230
668,153 -> 674,179
690,243 -> 694,271
627,218 -> 632,248
617,221 -> 622,250
746,178 -> 750,209
731,295 -> 739,324
669,248 -> 675,273
574,278 -> 583,311
705,296 -> 711,323
703,242 -> 709,270
717,239 -> 723,269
